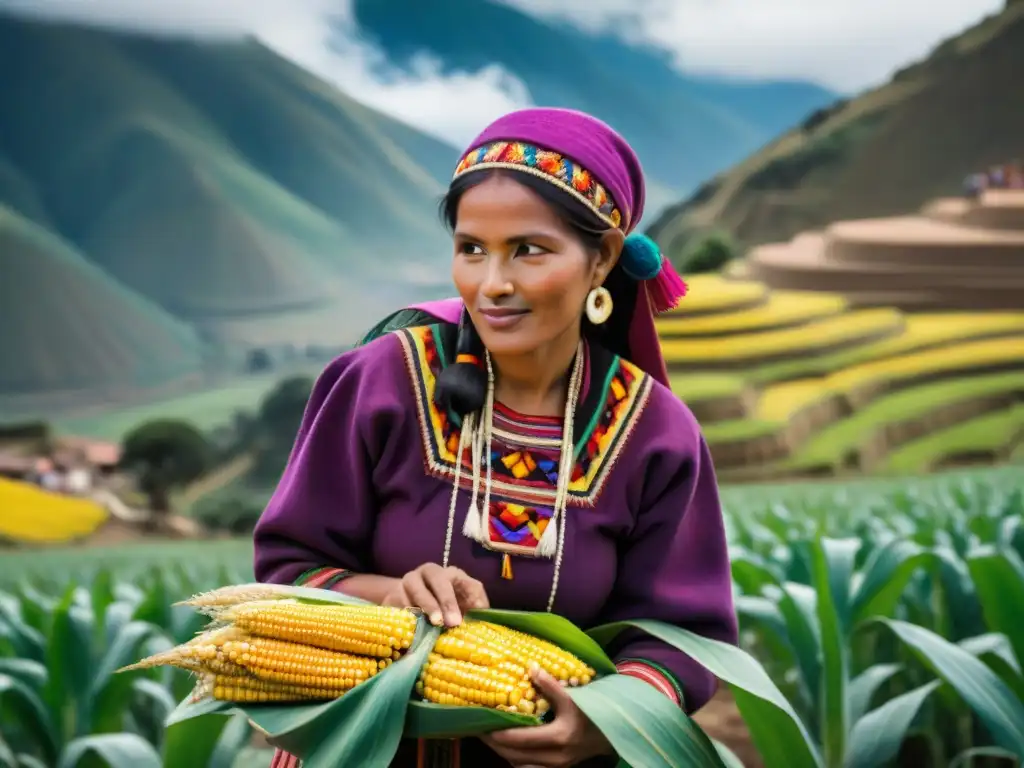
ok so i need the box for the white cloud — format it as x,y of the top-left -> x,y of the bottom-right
0,0 -> 1005,140
497,0 -> 1005,92
0,0 -> 531,147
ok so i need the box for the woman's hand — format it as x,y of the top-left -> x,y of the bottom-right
381,563 -> 489,627
481,667 -> 613,767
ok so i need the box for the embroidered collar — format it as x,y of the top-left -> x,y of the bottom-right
395,322 -> 652,507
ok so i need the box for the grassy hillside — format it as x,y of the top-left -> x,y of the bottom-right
0,12 -> 461,402
352,0 -> 836,207
648,2 -> 1024,259
0,205 -> 206,397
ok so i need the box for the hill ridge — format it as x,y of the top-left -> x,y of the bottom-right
648,2 -> 1024,257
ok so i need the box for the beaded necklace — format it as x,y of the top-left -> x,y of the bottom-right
440,343 -> 584,612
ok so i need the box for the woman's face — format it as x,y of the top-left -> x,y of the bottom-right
451,174 -> 620,359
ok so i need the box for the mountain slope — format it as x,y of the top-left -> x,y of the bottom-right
0,12 -> 462,399
0,205 -> 205,396
352,0 -> 837,208
648,3 -> 1024,259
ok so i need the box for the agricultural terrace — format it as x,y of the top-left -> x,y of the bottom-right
663,274 -> 1024,481
1,465 -> 1022,767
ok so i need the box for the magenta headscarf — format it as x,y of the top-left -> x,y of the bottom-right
412,107 -> 686,389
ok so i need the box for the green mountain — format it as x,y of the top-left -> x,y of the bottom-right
0,12 -> 462,401
0,205 -> 205,396
351,0 -> 838,208
647,2 -> 1024,258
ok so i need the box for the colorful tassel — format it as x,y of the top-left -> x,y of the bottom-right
647,257 -> 688,314
501,553 -> 514,580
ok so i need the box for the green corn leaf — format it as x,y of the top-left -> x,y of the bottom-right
771,582 -> 821,714
711,739 -> 746,768
405,701 -> 535,739
207,715 -> 252,768
849,539 -> 933,624
958,634 -> 1024,703
44,585 -> 96,740
566,674 -> 726,768
162,712 -> 236,768
588,619 -> 823,768
878,619 -> 1024,756
730,549 -> 783,594
734,596 -> 796,674
0,674 -> 59,764
0,658 -> 47,691
57,733 -> 162,768
958,634 -> 1022,676
0,735 -> 15,768
843,680 -> 940,768
847,664 -> 902,723
948,746 -> 1022,768
90,620 -> 163,733
968,547 -> 1024,666
131,678 -> 177,722
810,537 -> 856,767
0,591 -> 45,663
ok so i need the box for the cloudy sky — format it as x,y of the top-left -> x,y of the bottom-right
0,0 -> 1004,146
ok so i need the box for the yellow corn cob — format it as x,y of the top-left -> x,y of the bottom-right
217,600 -> 417,658
419,653 -> 534,708
440,620 -> 595,686
118,626 -> 246,674
219,636 -> 379,690
487,623 -> 595,686
196,673 -> 338,703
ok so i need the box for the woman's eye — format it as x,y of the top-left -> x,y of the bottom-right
459,243 -> 485,256
515,243 -> 547,257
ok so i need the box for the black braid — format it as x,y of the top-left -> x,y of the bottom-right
434,307 -> 487,416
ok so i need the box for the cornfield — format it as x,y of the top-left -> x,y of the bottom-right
1,476 -> 1022,766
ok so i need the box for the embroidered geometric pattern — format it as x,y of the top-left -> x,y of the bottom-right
569,360 -> 648,495
395,325 -> 652,522
484,404 -> 561,553
454,140 -> 624,229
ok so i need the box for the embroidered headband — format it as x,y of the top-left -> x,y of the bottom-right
454,140 -> 624,230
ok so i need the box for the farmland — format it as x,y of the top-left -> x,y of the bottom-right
1,466 -> 1022,767
663,274 -> 1024,481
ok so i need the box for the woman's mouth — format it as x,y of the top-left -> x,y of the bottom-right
478,307 -> 530,330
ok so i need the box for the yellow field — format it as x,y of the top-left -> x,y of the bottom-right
0,478 -> 108,543
657,291 -> 847,336
660,308 -> 904,363
665,276 -> 1024,477
665,275 -> 767,314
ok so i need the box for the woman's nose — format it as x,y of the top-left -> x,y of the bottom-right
481,258 -> 514,298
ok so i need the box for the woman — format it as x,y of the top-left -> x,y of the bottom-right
255,107 -> 738,768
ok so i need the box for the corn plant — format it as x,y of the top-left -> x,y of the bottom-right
0,566 -> 255,768
729,482 -> 1024,766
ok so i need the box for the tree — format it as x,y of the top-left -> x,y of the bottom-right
120,419 -> 212,519
680,231 -> 738,274
253,376 -> 314,481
